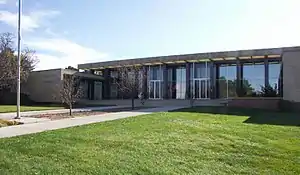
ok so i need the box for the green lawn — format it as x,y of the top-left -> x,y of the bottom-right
0,107 -> 299,174
0,105 -> 63,113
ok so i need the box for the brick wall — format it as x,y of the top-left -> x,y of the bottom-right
24,69 -> 63,103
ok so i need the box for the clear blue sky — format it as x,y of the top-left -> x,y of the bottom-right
0,0 -> 299,70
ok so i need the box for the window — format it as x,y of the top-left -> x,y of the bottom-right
176,67 -> 186,99
269,61 -> 281,93
190,62 -> 211,99
110,84 -> 118,99
149,66 -> 162,80
94,70 -> 102,76
243,63 -> 264,96
191,63 -> 210,78
110,71 -> 118,78
219,64 -> 237,98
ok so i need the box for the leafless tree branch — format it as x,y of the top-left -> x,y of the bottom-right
59,74 -> 83,116
114,65 -> 146,109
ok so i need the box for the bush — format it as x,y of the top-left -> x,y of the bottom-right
260,85 -> 278,97
0,119 -> 22,127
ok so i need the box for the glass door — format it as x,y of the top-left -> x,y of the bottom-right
193,78 -> 210,99
149,80 -> 161,99
191,61 -> 211,99
176,67 -> 186,99
94,81 -> 102,100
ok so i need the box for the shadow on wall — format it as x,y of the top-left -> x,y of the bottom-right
174,106 -> 300,127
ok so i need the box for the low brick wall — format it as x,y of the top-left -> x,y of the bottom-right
227,98 -> 281,110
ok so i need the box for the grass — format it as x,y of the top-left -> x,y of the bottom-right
0,105 -> 63,113
0,107 -> 299,174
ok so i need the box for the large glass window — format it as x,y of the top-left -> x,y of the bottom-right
176,67 -> 186,99
149,66 -> 162,80
269,61 -> 281,94
243,63 -> 264,96
110,70 -> 118,78
191,63 -> 210,78
219,64 -> 237,98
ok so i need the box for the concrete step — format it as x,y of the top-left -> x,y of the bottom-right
80,99 -> 230,107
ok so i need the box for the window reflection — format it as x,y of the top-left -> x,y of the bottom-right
149,66 -> 161,80
269,62 -> 281,93
191,63 -> 210,78
190,63 -> 211,99
219,64 -> 237,98
243,63 -> 264,96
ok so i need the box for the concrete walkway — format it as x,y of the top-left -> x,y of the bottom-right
0,106 -> 185,138
0,105 -> 129,120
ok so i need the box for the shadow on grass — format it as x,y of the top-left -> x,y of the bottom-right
174,107 -> 300,127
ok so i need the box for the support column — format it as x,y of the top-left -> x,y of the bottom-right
87,80 -> 91,100
210,62 -> 215,99
264,59 -> 269,87
279,62 -> 283,97
142,66 -> 148,99
88,79 -> 95,100
162,64 -> 168,99
103,69 -> 111,99
185,63 -> 191,99
236,60 -> 243,96
215,64 -> 220,98
186,63 -> 191,99
172,67 -> 176,99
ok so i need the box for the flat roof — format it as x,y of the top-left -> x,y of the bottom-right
78,46 -> 300,70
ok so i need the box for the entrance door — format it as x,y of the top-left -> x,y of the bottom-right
94,81 -> 102,100
149,80 -> 161,99
193,78 -> 210,99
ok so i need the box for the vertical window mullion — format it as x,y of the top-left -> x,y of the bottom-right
205,62 -> 207,98
148,66 -> 151,99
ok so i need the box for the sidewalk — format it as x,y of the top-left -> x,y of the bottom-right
0,106 -> 184,138
0,105 -> 129,120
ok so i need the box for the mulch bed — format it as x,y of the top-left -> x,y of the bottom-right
33,111 -> 107,120
30,106 -> 150,120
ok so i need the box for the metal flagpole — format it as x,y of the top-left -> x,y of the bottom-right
15,0 -> 22,119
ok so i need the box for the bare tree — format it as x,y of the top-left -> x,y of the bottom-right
59,74 -> 83,116
190,90 -> 195,107
114,65 -> 146,110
